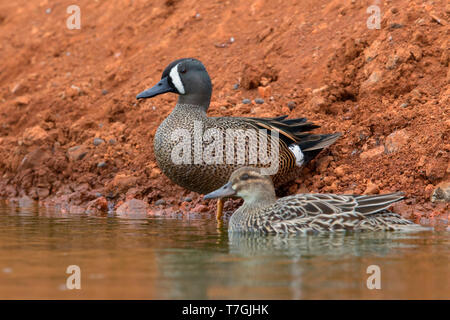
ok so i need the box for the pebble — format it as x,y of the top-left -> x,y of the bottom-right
14,95 -> 31,106
45,8 -> 51,14
389,23 -> 403,29
242,99 -> 251,104
67,145 -> 88,161
254,98 -> 264,104
257,86 -> 271,98
385,129 -> 410,153
359,146 -> 385,159
97,162 -> 107,168
109,139 -> 117,145
184,197 -> 192,202
2,267 -> 12,273
232,83 -> 239,90
93,138 -> 105,146
364,182 -> 379,194
334,165 -> 347,178
287,101 -> 296,110
101,89 -> 108,95
155,199 -> 166,206
400,102 -> 409,108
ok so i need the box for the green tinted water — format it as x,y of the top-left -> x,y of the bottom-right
0,201 -> 448,299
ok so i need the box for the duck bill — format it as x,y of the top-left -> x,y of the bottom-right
204,182 -> 236,200
136,76 -> 175,99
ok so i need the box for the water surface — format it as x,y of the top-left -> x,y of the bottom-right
0,201 -> 448,299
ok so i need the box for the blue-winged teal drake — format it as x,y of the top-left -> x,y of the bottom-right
136,58 -> 341,220
204,167 -> 426,234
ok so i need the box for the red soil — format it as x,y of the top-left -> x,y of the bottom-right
0,0 -> 448,221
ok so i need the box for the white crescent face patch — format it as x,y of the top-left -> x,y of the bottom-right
288,144 -> 304,167
169,64 -> 185,94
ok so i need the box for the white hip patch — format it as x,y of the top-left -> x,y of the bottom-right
170,64 -> 185,94
288,144 -> 304,166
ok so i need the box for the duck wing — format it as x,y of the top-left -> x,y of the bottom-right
259,192 -> 413,233
238,116 -> 341,168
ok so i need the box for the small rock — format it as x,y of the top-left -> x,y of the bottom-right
431,182 -> 450,203
67,145 -> 89,161
101,89 -> 109,95
400,102 -> 409,108
116,199 -> 149,218
22,126 -> 49,145
242,99 -> 251,104
385,129 -> 410,153
86,197 -> 108,215
425,158 -> 447,182
184,197 -> 192,202
360,71 -> 382,95
310,95 -> 327,110
254,98 -> 264,104
110,174 -> 138,192
334,165 -> 347,178
389,23 -> 403,29
260,77 -> 270,86
2,267 -> 13,273
67,85 -> 82,97
155,199 -> 166,206
364,182 -> 379,194
93,138 -> 105,146
287,101 -> 296,110
360,146 -> 385,159
312,85 -> 329,95
257,86 -> 271,98
386,55 -> 400,70
14,95 -> 31,106
150,168 -> 161,179
232,83 -> 239,90
97,162 -> 107,168
109,139 -> 117,145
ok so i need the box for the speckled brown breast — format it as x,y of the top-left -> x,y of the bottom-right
154,104 -> 300,194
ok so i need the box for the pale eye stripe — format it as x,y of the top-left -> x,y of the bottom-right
169,64 -> 185,94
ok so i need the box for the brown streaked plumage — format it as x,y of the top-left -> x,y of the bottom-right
204,167 -> 428,234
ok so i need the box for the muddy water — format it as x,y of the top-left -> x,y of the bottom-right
0,201 -> 448,299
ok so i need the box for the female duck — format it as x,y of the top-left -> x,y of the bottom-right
204,167 -> 425,234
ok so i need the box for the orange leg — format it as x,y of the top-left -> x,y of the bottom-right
216,198 -> 224,223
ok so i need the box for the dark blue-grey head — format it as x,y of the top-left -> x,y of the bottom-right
136,58 -> 212,108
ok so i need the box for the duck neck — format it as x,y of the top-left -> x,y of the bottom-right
230,192 -> 276,231
172,100 -> 209,116
177,93 -> 211,113
240,187 -> 277,212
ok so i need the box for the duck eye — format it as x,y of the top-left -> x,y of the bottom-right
240,174 -> 249,181
179,65 -> 187,74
